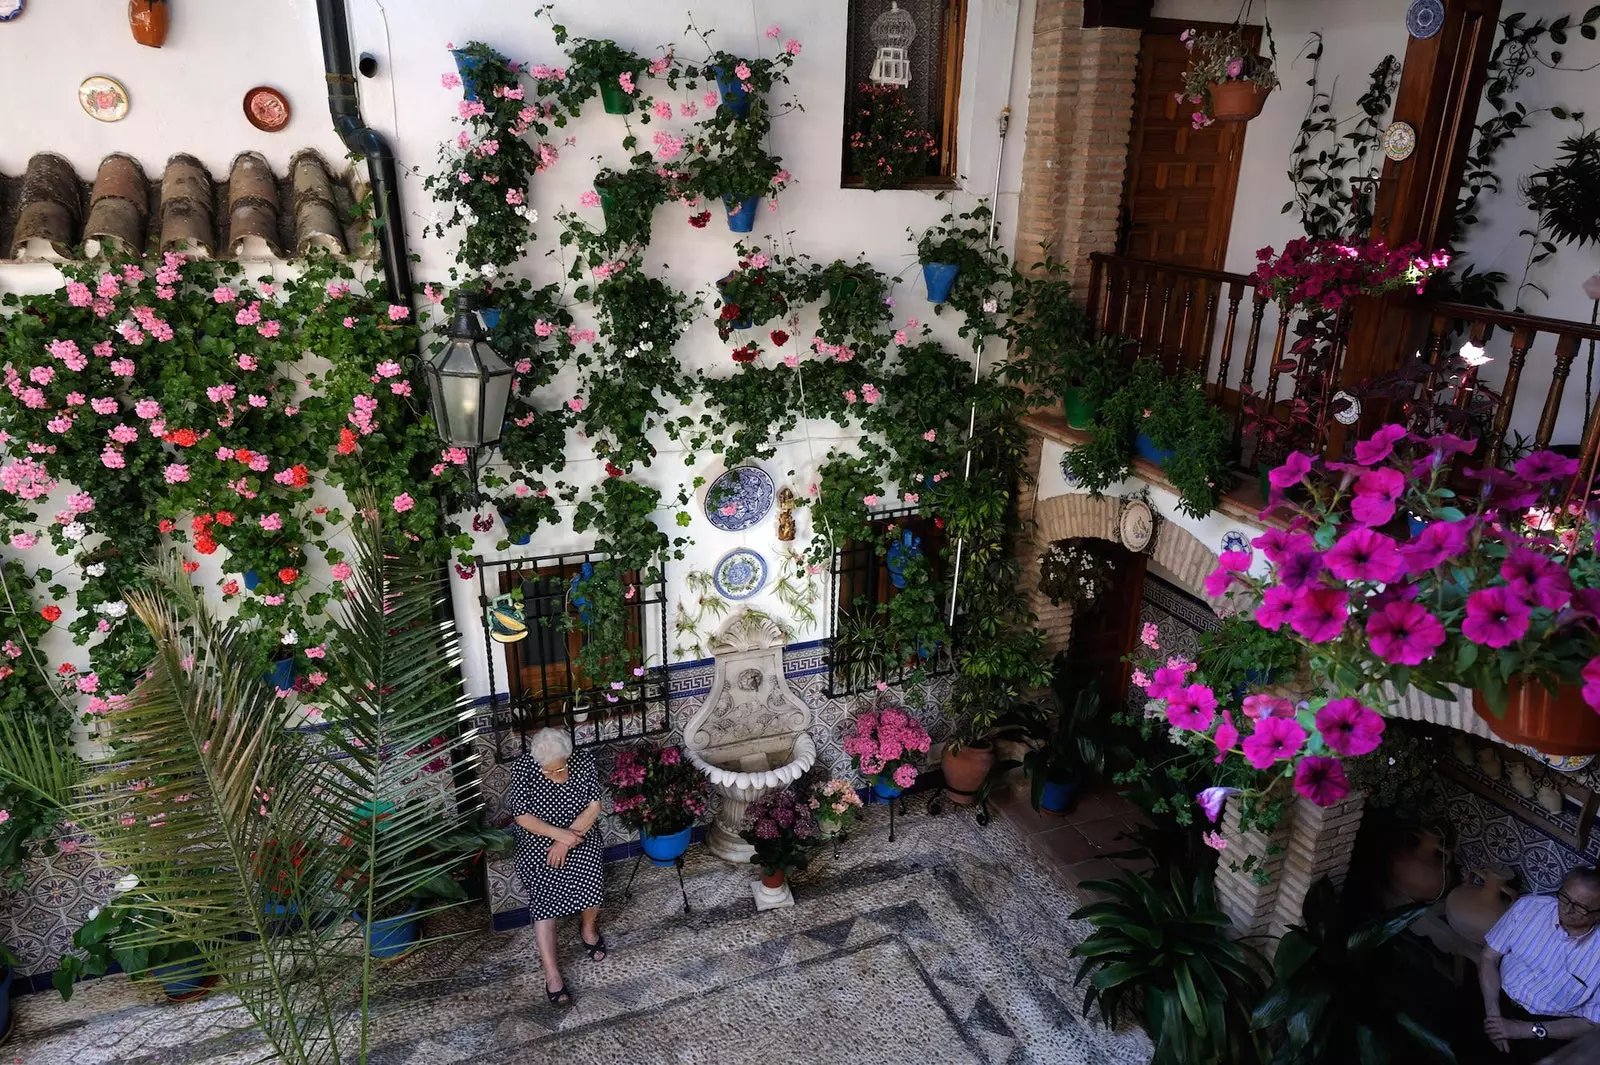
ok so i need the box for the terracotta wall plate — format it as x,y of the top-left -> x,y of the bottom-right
244,86 -> 291,132
79,75 -> 130,122
0,0 -> 25,23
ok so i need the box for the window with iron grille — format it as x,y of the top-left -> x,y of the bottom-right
476,550 -> 670,761
825,506 -> 956,696
842,0 -> 968,188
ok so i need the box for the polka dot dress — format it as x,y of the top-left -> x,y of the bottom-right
509,749 -> 606,921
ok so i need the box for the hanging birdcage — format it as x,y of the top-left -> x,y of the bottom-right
869,1 -> 916,87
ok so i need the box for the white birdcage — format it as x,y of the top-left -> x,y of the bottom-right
869,2 -> 917,87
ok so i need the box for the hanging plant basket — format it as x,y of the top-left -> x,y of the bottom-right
1472,679 -> 1600,756
723,195 -> 761,233
712,66 -> 752,120
598,80 -> 635,115
1207,78 -> 1272,123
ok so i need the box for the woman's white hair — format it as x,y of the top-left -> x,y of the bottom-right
526,727 -> 574,766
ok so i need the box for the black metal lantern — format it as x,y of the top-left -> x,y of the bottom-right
423,294 -> 514,452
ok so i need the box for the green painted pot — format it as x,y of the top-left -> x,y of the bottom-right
598,80 -> 634,115
1062,387 -> 1098,430
826,274 -> 862,306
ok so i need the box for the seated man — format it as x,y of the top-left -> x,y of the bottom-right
1479,866 -> 1600,1058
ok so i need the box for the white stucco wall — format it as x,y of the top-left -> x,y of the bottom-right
1152,1 -> 1600,447
0,0 -> 1035,701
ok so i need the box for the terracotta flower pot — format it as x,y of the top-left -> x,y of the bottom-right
1445,866 -> 1517,946
760,870 -> 785,889
129,0 -> 169,48
1207,79 -> 1271,123
1387,829 -> 1448,903
941,741 -> 994,806
1472,680 -> 1600,756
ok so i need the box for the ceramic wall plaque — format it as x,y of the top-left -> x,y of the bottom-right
1382,121 -> 1416,162
244,86 -> 291,132
705,466 -> 775,532
1406,0 -> 1445,39
0,0 -> 26,23
79,76 -> 130,122
712,548 -> 767,600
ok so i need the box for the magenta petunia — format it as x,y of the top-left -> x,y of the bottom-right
1514,450 -> 1580,483
1325,528 -> 1404,584
1195,786 -> 1241,823
1399,518 -> 1472,572
1290,587 -> 1350,643
1253,528 -> 1317,565
1165,683 -> 1218,732
1350,467 -> 1406,526
1276,548 -> 1325,590
1242,693 -> 1294,720
1204,550 -> 1251,597
1462,585 -> 1531,648
1268,451 -> 1314,489
1366,600 -> 1446,665
1256,585 -> 1297,631
1212,710 -> 1239,764
1146,665 -> 1188,700
1314,697 -> 1385,756
1352,424 -> 1408,465
1293,756 -> 1351,807
1241,715 -> 1307,769
1583,657 -> 1600,712
1500,548 -> 1572,612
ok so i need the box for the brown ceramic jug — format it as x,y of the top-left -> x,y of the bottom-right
129,0 -> 168,48
1387,829 -> 1449,903
1445,866 -> 1517,945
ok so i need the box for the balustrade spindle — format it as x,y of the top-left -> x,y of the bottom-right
1135,276 -> 1155,358
1260,313 -> 1292,423
1215,282 -> 1243,407
1086,255 -> 1105,336
1117,272 -> 1135,341
1487,326 -> 1533,463
1175,283 -> 1196,374
1235,295 -> 1270,451
1155,279 -> 1176,366
1536,333 -> 1581,449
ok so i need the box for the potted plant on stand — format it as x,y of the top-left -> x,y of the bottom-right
843,706 -> 931,801
912,203 -> 1006,307
1008,677 -> 1108,816
1178,21 -> 1280,126
609,742 -> 710,866
740,785 -> 820,902
807,778 -> 865,839
1001,258 -> 1112,426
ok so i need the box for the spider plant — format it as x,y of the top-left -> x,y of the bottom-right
67,501 -> 502,1065
1072,867 -> 1266,1065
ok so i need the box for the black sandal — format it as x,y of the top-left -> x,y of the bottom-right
582,933 -> 608,962
546,983 -> 573,1007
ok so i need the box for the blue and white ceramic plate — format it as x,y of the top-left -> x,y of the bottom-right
1220,530 -> 1252,557
0,0 -> 24,23
1406,0 -> 1444,39
713,548 -> 767,600
705,466 -> 775,532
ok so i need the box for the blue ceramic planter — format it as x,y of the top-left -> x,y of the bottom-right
873,781 -> 903,801
922,262 -> 959,304
724,195 -> 761,233
1134,432 -> 1175,465
152,958 -> 209,1000
362,906 -> 420,959
264,900 -> 301,934
266,655 -> 295,693
498,514 -> 532,546
640,827 -> 691,867
712,66 -> 751,119
450,49 -> 492,102
885,530 -> 922,589
242,569 -> 260,591
478,307 -> 502,332
1406,512 -> 1429,539
569,563 -> 595,625
1040,779 -> 1078,815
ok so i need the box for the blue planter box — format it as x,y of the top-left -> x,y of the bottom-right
724,195 -> 761,233
873,781 -> 904,801
1134,432 -> 1175,465
361,907 -> 420,959
922,262 -> 959,304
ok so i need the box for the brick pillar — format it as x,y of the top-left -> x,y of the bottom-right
1014,0 -> 1141,291
1015,431 -> 1075,652
1214,792 -> 1367,953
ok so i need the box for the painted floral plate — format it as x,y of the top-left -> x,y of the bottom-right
705,466 -> 774,532
713,548 -> 767,600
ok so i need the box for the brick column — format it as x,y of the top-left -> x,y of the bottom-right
1214,792 -> 1367,953
1014,0 -> 1141,290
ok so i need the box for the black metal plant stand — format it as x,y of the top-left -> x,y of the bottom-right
925,761 -> 1010,827
622,851 -> 691,914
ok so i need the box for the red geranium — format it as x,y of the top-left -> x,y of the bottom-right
688,211 -> 711,228
40,605 -> 62,622
163,428 -> 200,447
192,513 -> 214,532
278,567 -> 299,585
769,329 -> 789,346
222,580 -> 240,596
181,561 -> 200,574
194,535 -> 218,555
731,343 -> 760,364
604,461 -> 624,478
288,464 -> 309,488
337,427 -> 358,455
158,519 -> 176,533
214,510 -> 235,526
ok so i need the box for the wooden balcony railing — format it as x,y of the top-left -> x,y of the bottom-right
1084,252 -> 1600,476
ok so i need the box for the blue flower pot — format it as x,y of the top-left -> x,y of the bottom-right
1134,432 -> 1175,465
640,826 -> 691,867
922,262 -> 959,304
266,655 -> 295,693
498,514 -> 531,546
885,529 -> 922,589
264,900 -> 301,935
450,49 -> 493,102
1406,512 -> 1429,539
242,569 -> 260,591
724,195 -> 761,233
1040,779 -> 1078,815
153,958 -> 210,1000
478,307 -> 502,332
712,66 -> 751,119
570,564 -> 595,626
362,906 -> 420,959
873,781 -> 903,801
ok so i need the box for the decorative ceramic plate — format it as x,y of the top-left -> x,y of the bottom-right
1507,744 -> 1594,773
1331,390 -> 1362,425
0,0 -> 25,23
1220,530 -> 1252,557
79,75 -> 129,122
1406,0 -> 1445,39
1383,121 -> 1417,162
705,466 -> 775,532
244,86 -> 291,132
713,548 -> 767,600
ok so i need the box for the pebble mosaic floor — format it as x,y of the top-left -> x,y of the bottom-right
3,798 -> 1151,1064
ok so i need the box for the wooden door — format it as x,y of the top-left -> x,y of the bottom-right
1065,545 -> 1147,704
1118,22 -> 1256,269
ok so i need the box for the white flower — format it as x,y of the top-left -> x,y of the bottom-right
281,629 -> 299,645
115,873 -> 139,893
1459,342 -> 1491,367
982,298 -> 998,313
98,600 -> 128,618
86,562 -> 107,578
524,208 -> 539,224
638,339 -> 653,351
480,264 -> 499,280
85,906 -> 101,920
63,521 -> 88,542
458,206 -> 477,225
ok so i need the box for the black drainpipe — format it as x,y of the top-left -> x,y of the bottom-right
314,0 -> 414,308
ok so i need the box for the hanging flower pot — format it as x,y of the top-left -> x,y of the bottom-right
498,512 -> 531,545
723,195 -> 762,233
153,958 -> 214,1001
598,80 -> 635,115
885,530 -> 921,589
640,826 -> 692,867
450,46 -> 506,103
826,272 -> 863,306
1472,680 -> 1600,756
1062,386 -> 1098,430
1134,432 -> 1175,465
478,307 -> 502,332
921,262 -> 959,303
715,272 -> 755,329
128,0 -> 169,48
242,569 -> 260,591
266,651 -> 296,693
1207,79 -> 1272,123
712,66 -> 751,120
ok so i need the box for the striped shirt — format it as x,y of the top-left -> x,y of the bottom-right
1485,895 -> 1600,1023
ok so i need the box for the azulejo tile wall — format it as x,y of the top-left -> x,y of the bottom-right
476,641 -> 950,925
1,845 -> 120,980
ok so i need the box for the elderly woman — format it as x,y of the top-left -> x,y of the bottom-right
508,727 -> 607,1006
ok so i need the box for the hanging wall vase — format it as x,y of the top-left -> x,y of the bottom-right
129,0 -> 169,48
